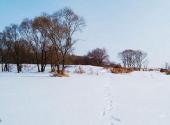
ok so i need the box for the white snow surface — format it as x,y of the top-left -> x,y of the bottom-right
0,65 -> 170,125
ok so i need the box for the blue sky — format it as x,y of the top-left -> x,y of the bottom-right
1,0 -> 170,67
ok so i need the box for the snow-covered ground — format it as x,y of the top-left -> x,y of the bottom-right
0,65 -> 170,125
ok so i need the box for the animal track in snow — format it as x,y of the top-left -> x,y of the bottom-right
102,75 -> 121,125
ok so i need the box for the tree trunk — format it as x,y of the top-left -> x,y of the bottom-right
35,52 -> 40,72
62,58 -> 65,74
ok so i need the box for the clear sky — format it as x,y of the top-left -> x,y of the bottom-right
1,0 -> 170,67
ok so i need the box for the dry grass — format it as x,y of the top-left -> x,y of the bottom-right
110,67 -> 133,74
160,69 -> 167,73
52,71 -> 69,77
160,69 -> 170,75
166,71 -> 170,75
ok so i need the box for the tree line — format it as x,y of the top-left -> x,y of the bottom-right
0,7 -> 85,74
0,7 -> 148,73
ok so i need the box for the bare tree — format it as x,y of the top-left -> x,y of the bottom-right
51,7 -> 85,74
48,44 -> 58,72
87,48 -> 109,66
0,32 -> 4,71
0,31 -> 12,72
119,49 -> 147,70
20,18 -> 50,72
20,19 -> 41,72
135,50 -> 147,69
4,24 -> 25,73
119,49 -> 135,68
31,16 -> 52,72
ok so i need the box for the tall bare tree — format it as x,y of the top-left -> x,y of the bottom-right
4,24 -> 25,73
0,32 -> 4,71
51,7 -> 85,74
20,18 -> 50,72
135,50 -> 147,69
32,16 -> 52,72
0,31 -> 12,72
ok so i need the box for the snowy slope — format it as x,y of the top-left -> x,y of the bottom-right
108,71 -> 170,125
0,66 -> 170,125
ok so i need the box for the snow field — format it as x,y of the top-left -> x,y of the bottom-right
0,65 -> 170,125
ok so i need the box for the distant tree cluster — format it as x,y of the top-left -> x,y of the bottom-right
0,7 -> 85,74
67,48 -> 110,66
119,49 -> 147,70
